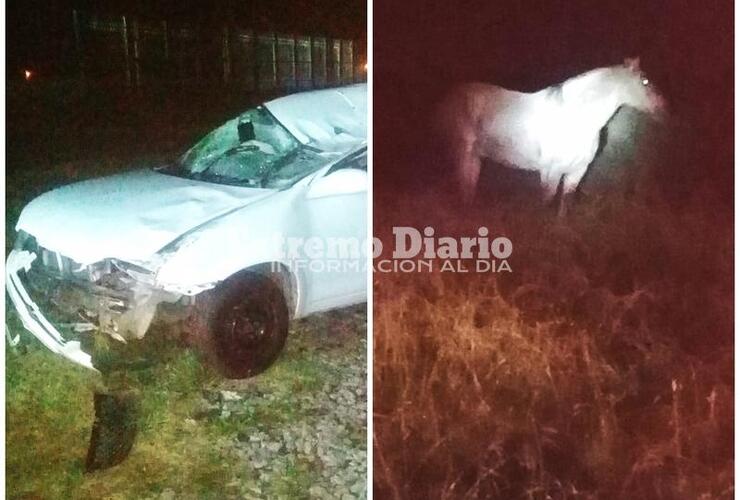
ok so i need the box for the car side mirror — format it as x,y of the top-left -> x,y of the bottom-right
307,169 -> 367,199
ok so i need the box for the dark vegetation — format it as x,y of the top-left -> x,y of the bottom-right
373,107 -> 733,498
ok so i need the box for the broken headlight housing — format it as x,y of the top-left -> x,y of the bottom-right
15,230 -> 114,282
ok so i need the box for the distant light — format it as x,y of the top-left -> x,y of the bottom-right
24,69 -> 33,81
363,63 -> 368,72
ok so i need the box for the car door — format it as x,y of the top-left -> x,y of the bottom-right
297,149 -> 367,313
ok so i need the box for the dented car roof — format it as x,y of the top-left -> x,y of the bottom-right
264,84 -> 367,152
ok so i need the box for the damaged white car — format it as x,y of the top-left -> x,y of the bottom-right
7,84 -> 367,379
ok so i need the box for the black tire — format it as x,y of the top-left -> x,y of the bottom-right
189,271 -> 289,379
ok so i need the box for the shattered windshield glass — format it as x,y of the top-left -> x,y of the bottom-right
175,106 -> 325,189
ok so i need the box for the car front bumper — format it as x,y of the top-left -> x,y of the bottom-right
6,249 -> 97,371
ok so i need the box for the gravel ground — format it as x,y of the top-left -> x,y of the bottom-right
7,304 -> 367,500
195,306 -> 367,499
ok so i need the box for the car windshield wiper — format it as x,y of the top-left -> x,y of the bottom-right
253,148 -> 306,188
204,172 -> 264,188
171,144 -> 309,188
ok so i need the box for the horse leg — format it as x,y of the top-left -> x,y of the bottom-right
557,188 -> 569,218
455,133 -> 481,205
559,167 -> 588,217
458,154 -> 481,204
541,170 -> 563,205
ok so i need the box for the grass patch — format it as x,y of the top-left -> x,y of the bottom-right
373,187 -> 733,499
6,332 -> 245,499
6,307 -> 366,499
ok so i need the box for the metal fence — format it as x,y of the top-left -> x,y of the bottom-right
72,10 -> 365,90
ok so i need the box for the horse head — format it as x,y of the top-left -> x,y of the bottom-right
616,57 -> 667,117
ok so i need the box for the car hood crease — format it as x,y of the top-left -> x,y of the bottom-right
16,169 -> 273,265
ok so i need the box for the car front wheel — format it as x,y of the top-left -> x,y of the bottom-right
189,271 -> 289,379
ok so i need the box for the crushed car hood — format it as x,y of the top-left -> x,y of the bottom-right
16,169 -> 273,265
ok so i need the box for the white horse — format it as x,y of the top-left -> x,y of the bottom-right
437,58 -> 666,211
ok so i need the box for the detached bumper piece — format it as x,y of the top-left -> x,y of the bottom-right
6,250 -> 96,370
8,249 -> 155,472
86,390 -> 139,472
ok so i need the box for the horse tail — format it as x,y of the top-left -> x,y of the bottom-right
434,85 -> 483,204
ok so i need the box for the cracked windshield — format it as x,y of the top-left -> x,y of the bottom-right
178,106 -> 322,189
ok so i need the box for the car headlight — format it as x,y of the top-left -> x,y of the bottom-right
110,259 -> 156,285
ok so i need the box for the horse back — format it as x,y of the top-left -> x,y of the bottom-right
436,83 -> 515,128
437,83 -> 533,160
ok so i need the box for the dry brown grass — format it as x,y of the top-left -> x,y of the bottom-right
373,185 -> 733,499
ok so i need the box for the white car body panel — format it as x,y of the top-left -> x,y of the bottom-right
154,156 -> 367,316
16,169 -> 274,265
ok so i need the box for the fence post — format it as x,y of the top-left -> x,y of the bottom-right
72,10 -> 85,80
349,40 -> 354,83
307,36 -> 313,88
194,25 -> 202,85
292,35 -> 298,89
357,40 -> 362,82
132,18 -> 141,88
272,33 -> 278,89
162,20 -> 169,60
335,38 -> 341,84
222,25 -> 231,85
69,13 -> 360,91
161,20 -> 169,85
322,38 -> 328,86
326,37 -> 331,85
121,16 -> 132,87
252,31 -> 259,92
322,37 -> 329,87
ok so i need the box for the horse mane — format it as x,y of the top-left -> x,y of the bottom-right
560,66 -> 621,104
544,83 -> 564,102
